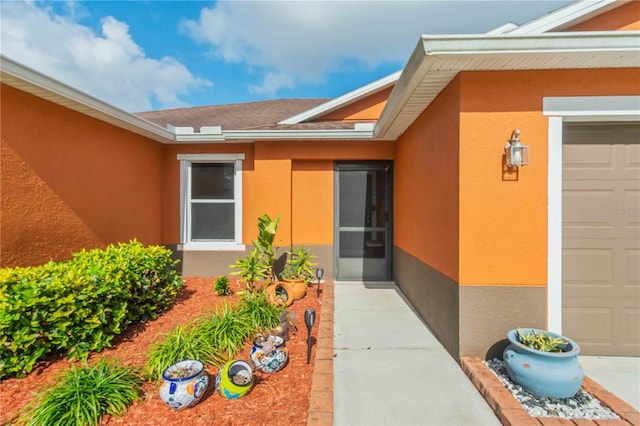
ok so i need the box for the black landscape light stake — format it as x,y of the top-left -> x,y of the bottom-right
315,267 -> 324,298
304,308 -> 316,364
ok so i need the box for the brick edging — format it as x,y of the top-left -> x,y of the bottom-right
460,357 -> 639,426
306,281 -> 334,426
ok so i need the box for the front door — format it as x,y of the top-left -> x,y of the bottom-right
335,162 -> 392,281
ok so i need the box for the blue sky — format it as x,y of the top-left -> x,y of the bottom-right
1,0 -> 574,112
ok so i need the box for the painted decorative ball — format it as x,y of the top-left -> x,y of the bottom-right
215,360 -> 254,399
159,360 -> 209,410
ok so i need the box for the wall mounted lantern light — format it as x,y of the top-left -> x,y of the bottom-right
505,129 -> 529,167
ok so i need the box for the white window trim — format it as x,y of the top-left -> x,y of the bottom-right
177,153 -> 245,251
543,95 -> 640,335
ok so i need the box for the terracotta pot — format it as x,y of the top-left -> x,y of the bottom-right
159,360 -> 209,410
282,278 -> 306,300
265,282 -> 293,307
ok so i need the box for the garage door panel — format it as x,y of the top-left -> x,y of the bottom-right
563,248 -> 613,296
563,189 -> 615,230
623,309 -> 640,345
624,142 -> 640,173
562,123 -> 640,356
623,190 -> 640,229
563,144 -> 615,180
563,307 -> 613,344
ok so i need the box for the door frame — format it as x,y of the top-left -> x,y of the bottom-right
543,95 -> 640,335
334,161 -> 393,281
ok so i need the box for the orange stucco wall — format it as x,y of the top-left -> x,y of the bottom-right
394,67 -> 640,287
319,87 -> 393,121
457,68 -> 640,286
1,84 -> 164,267
564,1 -> 640,31
161,140 -> 394,247
292,160 -> 334,245
394,77 -> 461,282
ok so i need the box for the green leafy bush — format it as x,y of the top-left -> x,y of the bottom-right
214,275 -> 231,296
0,240 -> 183,378
15,358 -> 142,426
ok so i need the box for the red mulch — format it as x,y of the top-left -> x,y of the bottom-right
0,277 -> 322,425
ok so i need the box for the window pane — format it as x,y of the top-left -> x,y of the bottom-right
191,163 -> 234,200
191,203 -> 234,240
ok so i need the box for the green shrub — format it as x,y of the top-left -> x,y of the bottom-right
0,240 -> 183,378
144,290 -> 282,380
16,358 -> 142,426
214,275 -> 231,296
143,324 -> 224,381
236,289 -> 282,331
197,302 -> 254,359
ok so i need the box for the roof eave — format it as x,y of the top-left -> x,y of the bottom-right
374,31 -> 640,140
507,0 -> 630,34
0,55 -> 176,143
175,125 -> 378,143
278,71 -> 401,125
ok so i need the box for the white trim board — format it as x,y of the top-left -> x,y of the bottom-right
543,95 -> 640,334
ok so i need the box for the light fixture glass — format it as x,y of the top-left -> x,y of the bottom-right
505,129 -> 529,167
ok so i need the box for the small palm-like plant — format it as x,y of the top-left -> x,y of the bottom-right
253,214 -> 280,283
230,248 -> 267,291
281,245 -> 317,284
517,328 -> 569,353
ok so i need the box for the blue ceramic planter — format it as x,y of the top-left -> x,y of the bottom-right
503,328 -> 584,398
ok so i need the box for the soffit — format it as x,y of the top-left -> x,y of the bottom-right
375,31 -> 640,140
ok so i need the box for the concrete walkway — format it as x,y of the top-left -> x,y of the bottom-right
333,281 -> 500,426
580,356 -> 640,411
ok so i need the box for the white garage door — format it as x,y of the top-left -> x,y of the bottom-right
563,123 -> 640,356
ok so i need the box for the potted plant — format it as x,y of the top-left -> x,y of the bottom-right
279,246 -> 317,300
158,359 -> 209,410
250,333 -> 288,373
503,328 -> 584,398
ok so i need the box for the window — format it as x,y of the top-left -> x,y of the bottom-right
178,154 -> 244,250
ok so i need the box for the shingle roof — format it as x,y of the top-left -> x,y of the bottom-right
136,98 -> 331,130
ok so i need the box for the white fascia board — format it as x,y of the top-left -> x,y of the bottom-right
507,0 -> 627,34
0,55 -> 175,143
419,31 -> 640,57
278,71 -> 401,124
486,22 -> 519,35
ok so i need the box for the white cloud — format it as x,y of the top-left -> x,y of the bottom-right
0,1 -> 210,112
248,71 -> 294,96
181,0 -> 572,95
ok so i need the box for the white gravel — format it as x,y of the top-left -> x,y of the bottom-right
485,358 -> 619,419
